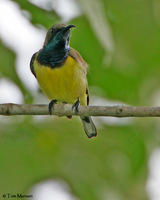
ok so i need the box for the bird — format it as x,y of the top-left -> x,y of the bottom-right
30,24 -> 97,138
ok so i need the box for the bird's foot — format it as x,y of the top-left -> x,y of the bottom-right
48,100 -> 57,115
72,98 -> 80,114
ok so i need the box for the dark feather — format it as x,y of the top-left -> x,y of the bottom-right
30,52 -> 37,78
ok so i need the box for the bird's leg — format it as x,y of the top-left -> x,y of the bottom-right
72,98 -> 80,114
48,100 -> 57,115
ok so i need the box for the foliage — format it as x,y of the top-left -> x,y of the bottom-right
0,0 -> 160,199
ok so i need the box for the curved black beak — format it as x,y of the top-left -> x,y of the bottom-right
63,24 -> 76,33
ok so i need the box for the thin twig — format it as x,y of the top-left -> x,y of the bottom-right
0,103 -> 160,117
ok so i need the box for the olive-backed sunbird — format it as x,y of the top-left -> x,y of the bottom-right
30,24 -> 97,138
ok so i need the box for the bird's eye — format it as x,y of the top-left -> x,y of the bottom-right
50,28 -> 60,36
51,28 -> 54,34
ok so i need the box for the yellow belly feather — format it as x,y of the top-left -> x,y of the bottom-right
34,56 -> 88,105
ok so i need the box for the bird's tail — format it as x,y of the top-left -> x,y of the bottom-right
80,116 -> 97,138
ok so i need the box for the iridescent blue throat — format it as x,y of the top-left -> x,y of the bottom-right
37,36 -> 69,68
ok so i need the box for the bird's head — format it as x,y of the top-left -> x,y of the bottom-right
43,24 -> 76,50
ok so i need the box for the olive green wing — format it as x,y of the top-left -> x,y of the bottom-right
30,52 -> 38,78
69,47 -> 90,105
69,47 -> 88,72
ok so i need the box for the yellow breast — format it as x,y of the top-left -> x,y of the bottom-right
33,56 -> 88,105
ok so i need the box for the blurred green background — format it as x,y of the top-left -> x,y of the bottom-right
0,0 -> 160,199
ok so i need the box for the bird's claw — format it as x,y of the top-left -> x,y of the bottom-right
72,98 -> 80,114
48,100 -> 57,115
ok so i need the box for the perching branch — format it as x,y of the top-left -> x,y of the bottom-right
1,103 -> 160,117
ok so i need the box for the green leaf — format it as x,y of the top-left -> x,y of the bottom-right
0,118 -> 149,200
0,40 -> 33,103
12,0 -> 60,28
